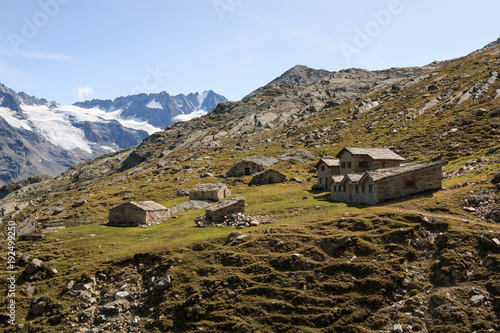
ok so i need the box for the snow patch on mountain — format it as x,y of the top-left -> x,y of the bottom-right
198,91 -> 209,109
146,100 -> 163,109
0,107 -> 32,130
18,104 -> 162,153
173,110 -> 208,122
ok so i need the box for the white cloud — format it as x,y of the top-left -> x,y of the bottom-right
76,87 -> 94,101
0,47 -> 73,61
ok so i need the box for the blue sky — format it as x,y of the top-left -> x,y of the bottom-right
0,0 -> 499,105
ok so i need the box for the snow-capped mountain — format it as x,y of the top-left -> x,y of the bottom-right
74,90 -> 227,128
0,83 -> 227,184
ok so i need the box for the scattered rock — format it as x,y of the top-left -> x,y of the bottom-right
32,258 -> 43,267
73,199 -> 88,208
81,306 -> 96,320
26,284 -> 36,297
177,189 -> 190,197
393,323 -> 403,333
114,291 -> 130,300
20,253 -> 30,262
227,231 -> 241,243
154,276 -> 172,291
463,206 -> 477,213
492,170 -> 500,184
291,253 -> 301,260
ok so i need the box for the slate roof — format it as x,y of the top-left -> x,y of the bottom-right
336,147 -> 406,161
328,161 -> 448,185
191,183 -> 228,192
315,158 -> 340,169
363,161 -> 448,182
127,201 -> 168,211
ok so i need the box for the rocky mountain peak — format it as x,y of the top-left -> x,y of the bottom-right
244,65 -> 332,99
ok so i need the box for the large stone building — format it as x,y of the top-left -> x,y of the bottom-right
315,158 -> 340,190
329,161 -> 448,204
189,183 -> 231,201
313,147 -> 447,204
249,169 -> 287,186
336,147 -> 406,175
108,201 -> 170,227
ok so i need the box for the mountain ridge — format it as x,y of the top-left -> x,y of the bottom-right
0,85 -> 228,184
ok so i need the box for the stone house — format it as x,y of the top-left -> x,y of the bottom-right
336,147 -> 406,175
189,183 -> 231,201
205,197 -> 245,224
249,169 -> 287,186
108,201 -> 170,226
315,158 -> 340,190
328,161 -> 448,204
226,159 -> 266,177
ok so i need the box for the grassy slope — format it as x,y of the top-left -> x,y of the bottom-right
1,46 -> 500,332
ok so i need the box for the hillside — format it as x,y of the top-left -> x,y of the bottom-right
0,42 -> 500,332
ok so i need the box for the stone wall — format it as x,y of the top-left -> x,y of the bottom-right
377,165 -> 443,203
109,204 -> 147,226
317,163 -> 340,190
249,170 -> 286,186
331,179 -> 379,205
205,198 -> 245,223
189,183 -> 231,201
109,203 -> 169,227
330,165 -> 444,205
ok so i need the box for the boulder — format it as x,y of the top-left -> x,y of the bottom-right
154,276 -> 172,291
114,291 -> 130,300
31,302 -> 45,315
492,170 -> 500,184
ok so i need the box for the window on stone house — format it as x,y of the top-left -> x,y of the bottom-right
341,162 -> 346,168
343,185 -> 346,192
347,162 -> 352,168
333,185 -> 336,192
369,184 -> 373,193
319,178 -> 322,184
355,185 -> 359,193
362,185 -> 365,193
359,161 -> 368,168
404,179 -> 417,188
321,166 -> 325,171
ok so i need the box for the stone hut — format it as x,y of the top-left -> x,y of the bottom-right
315,158 -> 340,190
109,201 -> 170,226
226,159 -> 266,177
329,161 -> 448,204
336,147 -> 406,175
205,198 -> 245,223
249,169 -> 286,186
189,183 -> 231,201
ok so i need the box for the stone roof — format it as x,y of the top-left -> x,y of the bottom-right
315,158 -> 340,168
336,147 -> 406,161
364,161 -> 448,182
206,197 -> 245,212
328,161 -> 447,185
127,201 -> 168,211
242,156 -> 279,167
191,183 -> 228,192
